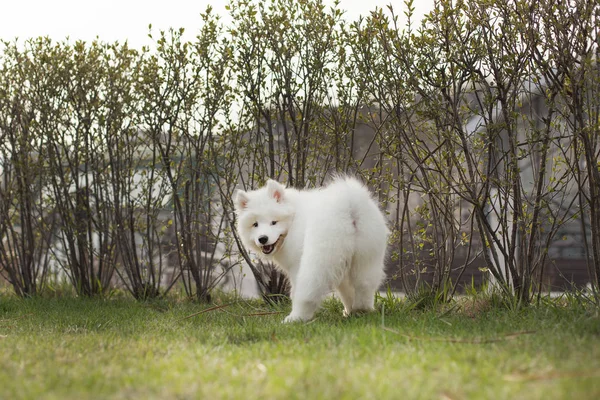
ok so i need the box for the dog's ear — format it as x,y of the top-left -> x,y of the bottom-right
233,189 -> 249,212
266,179 -> 286,203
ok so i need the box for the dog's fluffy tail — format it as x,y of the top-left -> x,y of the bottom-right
329,174 -> 374,201
338,175 -> 390,236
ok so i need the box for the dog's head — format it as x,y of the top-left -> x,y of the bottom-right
233,179 -> 294,257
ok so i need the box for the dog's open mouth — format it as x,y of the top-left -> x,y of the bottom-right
261,236 -> 282,255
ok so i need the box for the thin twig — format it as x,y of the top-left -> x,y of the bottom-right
177,303 -> 233,321
0,313 -> 33,323
382,327 -> 536,344
504,370 -> 600,382
241,311 -> 284,317
220,307 -> 285,318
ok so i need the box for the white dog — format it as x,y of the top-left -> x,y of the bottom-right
234,176 -> 388,323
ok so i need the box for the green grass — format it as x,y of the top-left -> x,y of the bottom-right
0,294 -> 599,400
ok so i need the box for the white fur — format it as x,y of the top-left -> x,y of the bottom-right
234,177 -> 388,323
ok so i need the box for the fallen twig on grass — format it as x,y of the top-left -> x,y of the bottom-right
241,311 -> 284,317
504,370 -> 600,382
222,308 -> 286,318
0,313 -> 33,323
178,303 -> 233,321
178,304 -> 285,321
382,326 -> 537,344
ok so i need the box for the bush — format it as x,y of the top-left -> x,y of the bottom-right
0,0 -> 598,303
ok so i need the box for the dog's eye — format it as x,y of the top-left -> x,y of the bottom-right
252,222 -> 258,228
271,221 -> 277,226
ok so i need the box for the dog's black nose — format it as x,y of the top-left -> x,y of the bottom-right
258,235 -> 268,244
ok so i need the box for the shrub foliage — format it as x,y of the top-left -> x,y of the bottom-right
0,0 -> 598,302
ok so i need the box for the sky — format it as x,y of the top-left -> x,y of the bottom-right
1,0 -> 434,48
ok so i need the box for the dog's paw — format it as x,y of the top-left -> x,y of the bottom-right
283,314 -> 309,323
344,308 -> 375,318
282,314 -> 300,323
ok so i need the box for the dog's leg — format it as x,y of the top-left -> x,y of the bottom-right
283,261 -> 333,323
352,284 -> 377,311
282,216 -> 354,323
350,255 -> 385,312
283,298 -> 320,323
283,278 -> 326,323
336,276 -> 355,317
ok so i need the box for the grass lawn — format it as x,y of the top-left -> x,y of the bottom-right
0,294 -> 599,399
